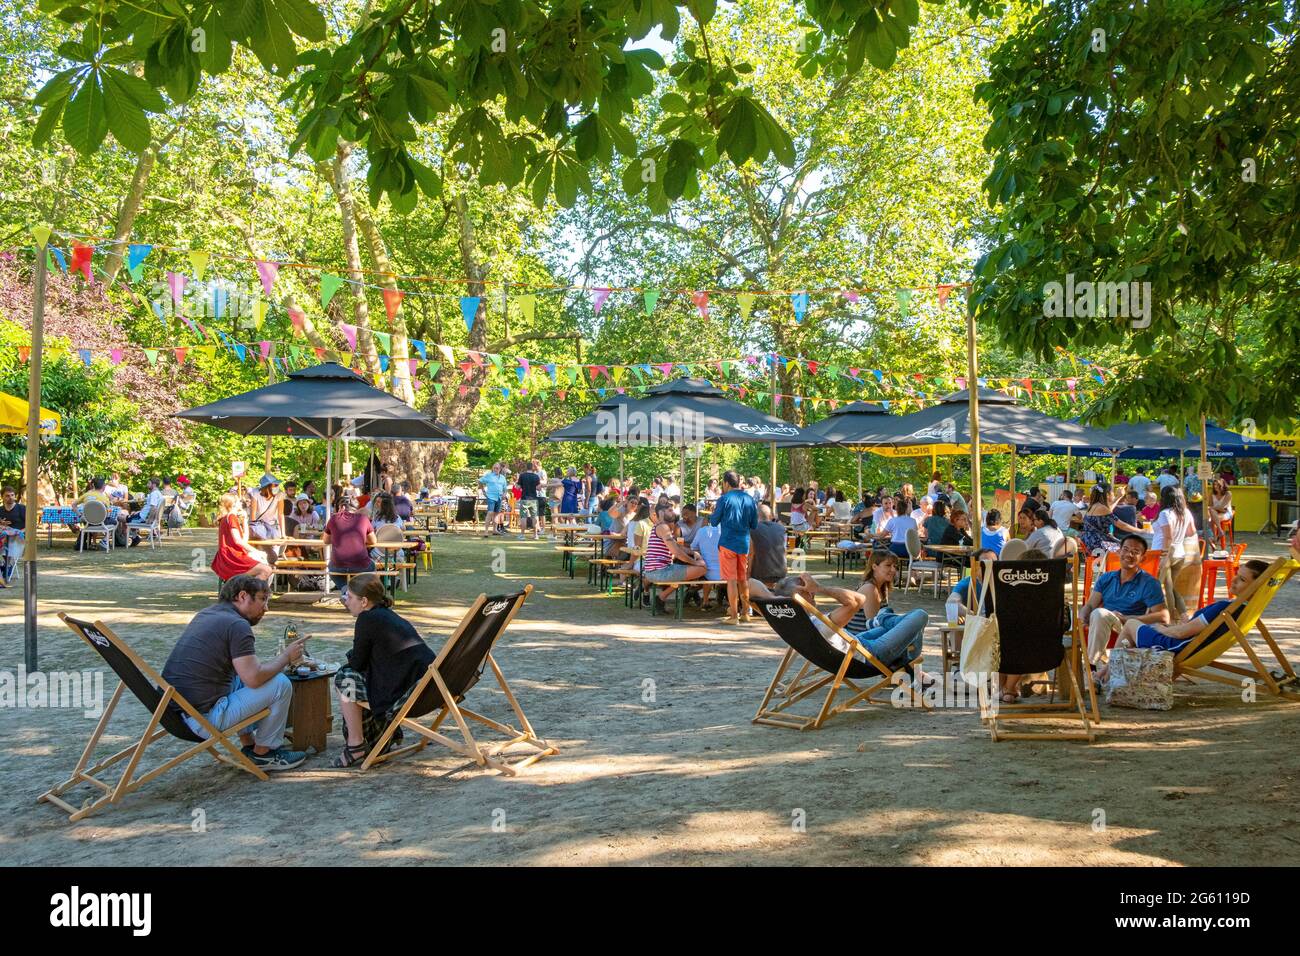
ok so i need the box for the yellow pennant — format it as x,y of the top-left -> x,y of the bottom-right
188,250 -> 209,281
251,299 -> 268,329
30,225 -> 52,249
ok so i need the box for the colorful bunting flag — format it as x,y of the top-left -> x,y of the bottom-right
643,289 -> 660,316
691,290 -> 709,319
70,242 -> 93,281
188,250 -> 209,281
518,293 -> 535,322
382,288 -> 403,321
791,291 -> 808,323
340,323 -> 357,351
896,288 -> 912,318
30,225 -> 51,249
592,287 -> 611,315
167,271 -> 186,304
460,296 -> 480,331
255,260 -> 279,296
737,292 -> 755,320
321,273 -> 345,308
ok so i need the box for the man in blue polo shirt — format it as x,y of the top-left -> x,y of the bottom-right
1081,534 -> 1168,665
478,462 -> 508,538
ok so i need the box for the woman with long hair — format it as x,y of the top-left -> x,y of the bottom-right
211,493 -> 273,581
1209,477 -> 1234,549
1153,484 -> 1201,622
1080,485 -> 1120,566
331,573 -> 435,768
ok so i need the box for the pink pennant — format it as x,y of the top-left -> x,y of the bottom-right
408,358 -> 419,378
691,290 -> 709,319
956,376 -> 967,390
110,349 -> 124,365
937,284 -> 957,309
458,385 -> 469,398
467,351 -> 484,366
340,323 -> 357,352
842,290 -> 859,304
255,260 -> 279,296
382,288 -> 404,321
557,390 -> 567,401
1067,377 -> 1078,399
70,242 -> 93,281
167,271 -> 186,304
592,287 -> 611,315
259,341 -> 272,361
657,363 -> 673,377
518,358 -> 530,374
848,367 -> 860,379
459,362 -> 475,378
287,307 -> 305,335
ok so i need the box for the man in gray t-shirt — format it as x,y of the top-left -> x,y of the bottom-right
749,506 -> 790,585
161,574 -> 311,771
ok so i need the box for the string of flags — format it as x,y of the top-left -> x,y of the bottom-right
23,227 -> 971,333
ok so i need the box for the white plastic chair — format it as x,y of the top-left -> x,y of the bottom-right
77,500 -> 114,553
904,527 -> 944,596
128,503 -> 162,549
1000,538 -> 1028,560
373,523 -> 408,591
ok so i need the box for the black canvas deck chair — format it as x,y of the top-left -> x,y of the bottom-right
358,585 -> 557,773
40,614 -> 269,823
978,558 -> 1098,742
1173,555 -> 1299,701
452,495 -> 479,530
751,594 -> 927,730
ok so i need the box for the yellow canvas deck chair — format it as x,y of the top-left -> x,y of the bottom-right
1172,555 -> 1299,701
750,594 -> 927,731
978,558 -> 1099,742
358,586 -> 557,774
40,614 -> 269,823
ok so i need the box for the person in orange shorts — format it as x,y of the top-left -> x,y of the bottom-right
709,470 -> 759,624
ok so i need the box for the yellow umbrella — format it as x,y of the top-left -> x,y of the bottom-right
0,392 -> 60,436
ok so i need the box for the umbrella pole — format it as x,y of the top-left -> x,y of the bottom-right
618,447 -> 624,483
695,448 -> 701,505
22,244 -> 47,671
1066,446 -> 1072,485
680,445 -> 686,500
966,307 -> 983,529
1200,416 -> 1210,535
1007,447 -> 1017,537
323,437 -> 332,596
769,441 -> 777,508
856,451 -> 863,502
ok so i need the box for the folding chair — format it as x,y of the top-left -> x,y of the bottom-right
358,586 -> 557,774
39,614 -> 269,823
76,500 -> 114,552
978,558 -> 1099,742
453,495 -> 478,531
1173,555 -> 1299,701
750,594 -> 927,730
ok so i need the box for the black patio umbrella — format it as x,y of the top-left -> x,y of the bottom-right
800,401 -> 890,500
545,377 -> 831,501
174,362 -> 473,442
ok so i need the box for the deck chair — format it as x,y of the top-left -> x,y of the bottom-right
39,614 -> 269,822
978,558 -> 1099,742
1173,555 -> 1299,701
453,495 -> 478,530
358,585 -> 557,774
751,594 -> 927,730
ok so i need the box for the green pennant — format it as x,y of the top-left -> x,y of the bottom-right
721,360 -> 732,376
566,365 -> 578,385
896,288 -> 912,318
487,353 -> 504,371
631,364 -> 645,380
427,361 -> 442,379
143,348 -> 159,367
433,382 -> 444,395
128,263 -> 145,282
321,273 -> 345,308
373,330 -> 391,354
643,289 -> 660,316
825,364 -> 841,378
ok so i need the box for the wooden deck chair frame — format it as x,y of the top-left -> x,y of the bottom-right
752,594 -> 928,731
978,556 -> 1099,742
357,585 -> 557,774
1173,555 -> 1299,701
40,614 -> 270,823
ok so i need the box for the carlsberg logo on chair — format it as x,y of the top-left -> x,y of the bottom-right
997,568 -> 1051,587
767,605 -> 798,619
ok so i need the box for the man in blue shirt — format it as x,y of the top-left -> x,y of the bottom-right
1081,534 -> 1168,665
478,462 -> 508,538
709,470 -> 758,624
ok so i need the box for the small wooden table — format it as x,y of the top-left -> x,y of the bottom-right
286,670 -> 333,753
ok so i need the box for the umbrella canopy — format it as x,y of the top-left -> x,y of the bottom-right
545,377 -> 828,446
1016,420 -> 1278,459
850,388 -> 1123,457
174,362 -> 474,442
0,391 -> 60,436
800,400 -> 890,446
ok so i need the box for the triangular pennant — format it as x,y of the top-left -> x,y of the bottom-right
737,292 -> 755,320
234,344 -> 248,362
143,348 -> 159,367
255,260 -> 279,296
691,290 -> 709,319
896,288 -> 912,318
591,287 -> 611,315
339,323 -> 357,352
260,341 -> 273,361
30,225 -> 51,249
49,247 -> 68,273
937,283 -> 956,309
842,289 -> 860,304
373,330 -> 391,354
411,339 -> 426,360
287,307 -> 306,335
109,349 -> 124,365
486,353 -> 503,371
379,354 -> 389,372
70,242 -> 93,281
188,250 -> 209,281
566,366 -> 578,385
643,289 -> 660,316
427,361 -> 441,379
167,271 -> 186,304
791,291 -> 808,323
518,293 -> 535,322
544,363 -> 556,382
77,348 -> 93,366
460,296 -> 480,331
174,347 -> 188,365
382,288 -> 403,321
438,344 -> 456,365
321,273 -> 345,308
340,351 -> 353,368
251,299 -> 268,329
127,243 -> 151,271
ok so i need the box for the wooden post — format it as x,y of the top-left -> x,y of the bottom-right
1008,448 -> 1018,537
618,447 -> 624,483
695,448 -> 701,504
856,451 -> 863,502
966,308 -> 982,528
769,353 -> 778,507
323,437 -> 332,595
23,246 -> 47,670
1200,416 -> 1210,534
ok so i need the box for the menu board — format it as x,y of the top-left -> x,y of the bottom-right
1271,455 -> 1298,503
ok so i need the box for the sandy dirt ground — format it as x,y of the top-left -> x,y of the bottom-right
2,528 -> 1298,866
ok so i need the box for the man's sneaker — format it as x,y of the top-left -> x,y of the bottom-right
243,745 -> 308,771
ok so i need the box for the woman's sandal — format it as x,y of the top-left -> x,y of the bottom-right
331,742 -> 368,768
1000,692 -> 1018,704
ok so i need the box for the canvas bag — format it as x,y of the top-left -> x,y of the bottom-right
960,566 -> 999,682
1105,646 -> 1175,710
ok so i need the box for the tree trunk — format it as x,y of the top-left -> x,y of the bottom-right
101,124 -> 180,285
318,143 -> 382,378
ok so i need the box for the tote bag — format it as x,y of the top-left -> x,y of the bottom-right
960,568 -> 999,682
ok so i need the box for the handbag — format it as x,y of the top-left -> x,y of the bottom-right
1105,646 -> 1174,710
959,569 -> 999,682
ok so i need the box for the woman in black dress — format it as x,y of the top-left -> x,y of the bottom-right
332,573 -> 435,767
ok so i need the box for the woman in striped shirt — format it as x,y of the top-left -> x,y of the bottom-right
642,501 -> 707,606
